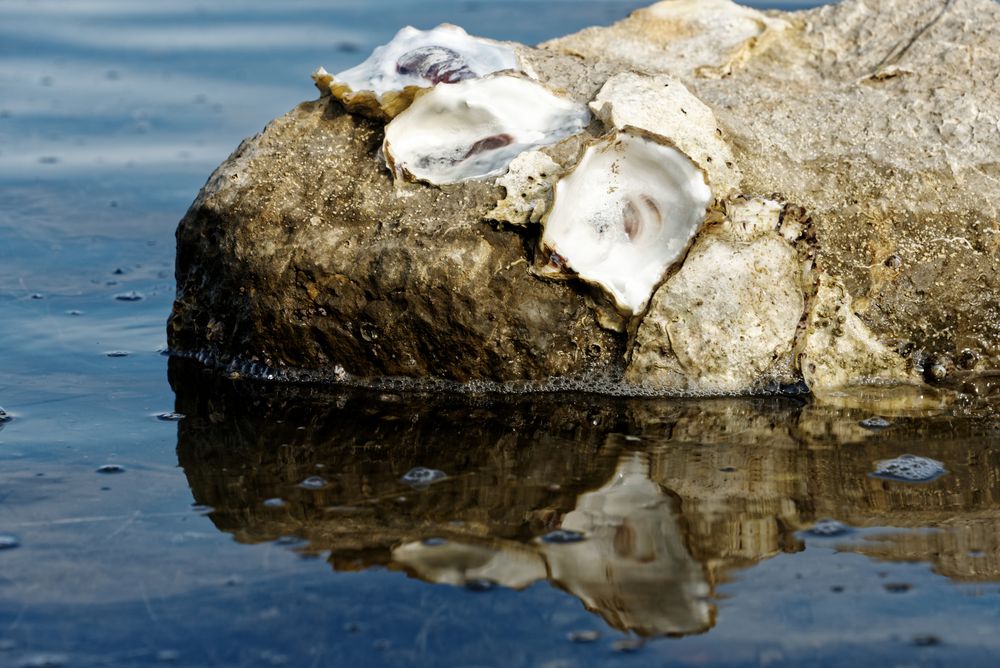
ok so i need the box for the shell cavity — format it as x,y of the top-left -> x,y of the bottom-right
313,25 -> 519,119
382,74 -> 590,185
540,130 -> 712,315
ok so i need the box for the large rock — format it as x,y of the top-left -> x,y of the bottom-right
169,0 -> 1000,394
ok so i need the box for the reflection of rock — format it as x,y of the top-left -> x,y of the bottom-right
171,358 -> 1000,638
394,453 -> 713,637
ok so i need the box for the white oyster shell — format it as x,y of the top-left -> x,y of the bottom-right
540,130 -> 712,315
383,74 -> 590,185
313,25 -> 519,118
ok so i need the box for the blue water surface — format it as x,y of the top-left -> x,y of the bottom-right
7,1 -> 1000,667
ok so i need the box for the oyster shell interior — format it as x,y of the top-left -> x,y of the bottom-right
316,25 -> 519,117
540,131 -> 712,314
383,74 -> 590,185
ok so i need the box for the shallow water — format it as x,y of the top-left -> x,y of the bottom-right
7,1 -> 1000,666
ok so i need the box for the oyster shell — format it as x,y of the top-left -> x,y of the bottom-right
383,74 -> 590,185
313,25 -> 519,119
540,130 -> 712,315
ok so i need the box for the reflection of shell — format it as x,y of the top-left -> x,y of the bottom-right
383,74 -> 590,185
313,25 -> 519,119
540,130 -> 711,315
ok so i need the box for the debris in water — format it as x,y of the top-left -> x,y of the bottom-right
114,290 -> 144,301
401,467 -> 446,486
0,407 -> 11,423
156,412 -> 185,422
105,351 -> 130,358
883,582 -> 912,593
96,464 -> 126,474
871,454 -> 946,482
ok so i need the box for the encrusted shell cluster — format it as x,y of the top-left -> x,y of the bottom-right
321,23 -> 741,319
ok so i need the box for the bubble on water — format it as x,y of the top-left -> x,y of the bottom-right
96,464 -> 126,474
18,655 -> 69,668
872,454 -> 946,482
421,537 -> 446,546
298,476 -> 327,490
540,529 -> 585,544
860,416 -> 891,429
567,630 -> 600,643
0,534 -> 21,550
156,412 -> 185,422
105,351 -> 130,358
401,467 -> 446,487
806,519 -> 851,537
114,290 -> 144,301
263,498 -> 286,508
464,578 -> 497,592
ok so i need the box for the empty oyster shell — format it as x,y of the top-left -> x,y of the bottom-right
540,130 -> 712,315
383,74 -> 590,185
313,25 -> 519,119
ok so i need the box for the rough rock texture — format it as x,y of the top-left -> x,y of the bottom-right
627,198 -> 805,393
170,0 -> 1000,393
549,0 -> 1000,388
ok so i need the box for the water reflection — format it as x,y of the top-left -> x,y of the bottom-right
170,358 -> 1000,638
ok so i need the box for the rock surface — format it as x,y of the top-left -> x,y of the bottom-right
170,0 -> 1000,394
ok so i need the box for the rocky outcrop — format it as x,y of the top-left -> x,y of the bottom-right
169,0 -> 1000,394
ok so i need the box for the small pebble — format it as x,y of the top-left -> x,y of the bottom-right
883,582 -> 912,593
298,476 -> 327,490
96,464 -> 126,474
156,412 -> 185,422
114,290 -> 144,301
860,416 -> 892,429
540,529 -> 585,544
401,467 -> 446,486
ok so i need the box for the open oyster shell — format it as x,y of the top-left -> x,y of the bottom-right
313,25 -> 520,119
540,129 -> 712,315
382,74 -> 590,185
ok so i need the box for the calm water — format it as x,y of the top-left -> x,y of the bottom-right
6,1 -> 1000,666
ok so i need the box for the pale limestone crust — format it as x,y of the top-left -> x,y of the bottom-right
542,0 -> 788,79
626,199 -> 803,393
590,72 -> 741,198
796,275 -> 919,391
489,151 -> 561,226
